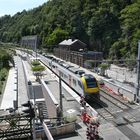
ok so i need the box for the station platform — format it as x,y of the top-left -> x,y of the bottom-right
0,67 -> 17,109
1,53 -> 140,140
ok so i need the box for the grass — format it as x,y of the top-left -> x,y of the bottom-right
0,68 -> 9,94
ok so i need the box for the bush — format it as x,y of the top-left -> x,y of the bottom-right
98,63 -> 110,76
0,68 -> 8,94
0,68 -> 8,81
0,81 -> 3,94
32,65 -> 45,72
31,60 -> 40,66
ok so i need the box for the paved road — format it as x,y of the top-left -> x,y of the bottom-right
0,54 -> 28,110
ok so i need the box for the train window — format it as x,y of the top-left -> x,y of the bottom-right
78,81 -> 83,89
59,71 -> 63,77
52,65 -> 55,68
73,79 -> 77,86
85,78 -> 97,88
64,74 -> 68,79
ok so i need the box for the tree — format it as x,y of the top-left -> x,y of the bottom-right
46,28 -> 69,46
98,63 -> 110,76
32,65 -> 45,81
31,60 -> 40,66
0,68 -> 8,81
0,0 -> 139,60
111,1 -> 140,59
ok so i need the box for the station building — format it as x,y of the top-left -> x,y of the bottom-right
54,39 -> 103,67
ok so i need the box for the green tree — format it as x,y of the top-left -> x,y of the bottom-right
46,28 -> 69,46
31,60 -> 40,66
0,0 -> 139,60
99,63 -> 110,76
111,1 -> 140,59
0,68 -> 8,81
0,48 -> 12,68
32,65 -> 45,81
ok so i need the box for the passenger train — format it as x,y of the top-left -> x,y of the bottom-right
42,55 -> 100,99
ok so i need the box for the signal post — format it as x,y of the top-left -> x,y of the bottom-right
80,96 -> 100,140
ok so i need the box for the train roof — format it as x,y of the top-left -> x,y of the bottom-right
68,67 -> 79,72
45,55 -> 86,76
68,67 -> 85,75
83,74 -> 95,79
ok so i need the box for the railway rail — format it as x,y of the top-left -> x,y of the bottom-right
88,95 -> 117,122
88,88 -> 140,125
29,52 -> 140,125
100,90 -> 132,110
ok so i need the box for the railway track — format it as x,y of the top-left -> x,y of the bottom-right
34,54 -> 139,124
96,106 -> 115,121
100,90 -> 132,110
89,89 -> 134,122
39,55 -> 116,122
89,96 -> 116,122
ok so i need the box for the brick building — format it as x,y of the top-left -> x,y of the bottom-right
54,39 -> 103,67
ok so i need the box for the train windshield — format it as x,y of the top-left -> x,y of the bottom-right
86,78 -> 97,88
84,75 -> 97,88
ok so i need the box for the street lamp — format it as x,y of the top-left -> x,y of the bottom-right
136,41 -> 140,103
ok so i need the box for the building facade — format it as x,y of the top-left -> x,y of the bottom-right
21,35 -> 39,51
54,39 -> 103,67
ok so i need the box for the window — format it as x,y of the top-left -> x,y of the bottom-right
85,78 -> 97,88
64,74 -> 68,79
59,71 -> 63,77
78,81 -> 83,89
73,79 -> 77,86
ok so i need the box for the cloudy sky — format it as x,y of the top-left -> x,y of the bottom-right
0,0 -> 47,17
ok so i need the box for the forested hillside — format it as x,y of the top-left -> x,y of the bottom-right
0,0 -> 140,59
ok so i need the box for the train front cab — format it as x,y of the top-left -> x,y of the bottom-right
81,74 -> 100,99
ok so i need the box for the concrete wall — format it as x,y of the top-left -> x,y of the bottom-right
49,122 -> 76,136
41,79 -> 59,118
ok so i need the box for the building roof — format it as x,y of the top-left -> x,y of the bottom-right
59,39 -> 86,47
82,51 -> 103,55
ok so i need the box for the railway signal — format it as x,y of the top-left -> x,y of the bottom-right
80,96 -> 86,108
80,96 -> 100,140
86,121 -> 100,140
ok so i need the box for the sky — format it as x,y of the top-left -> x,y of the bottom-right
0,0 -> 47,17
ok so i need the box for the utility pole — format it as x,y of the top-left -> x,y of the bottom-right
16,67 -> 18,110
35,38 -> 37,61
28,82 -> 36,140
136,41 -> 140,103
59,77 -> 63,117
31,83 -> 36,140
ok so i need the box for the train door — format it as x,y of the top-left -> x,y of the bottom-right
77,80 -> 84,96
69,75 -> 71,86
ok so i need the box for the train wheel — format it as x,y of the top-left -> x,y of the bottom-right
96,93 -> 100,100
85,95 -> 90,101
